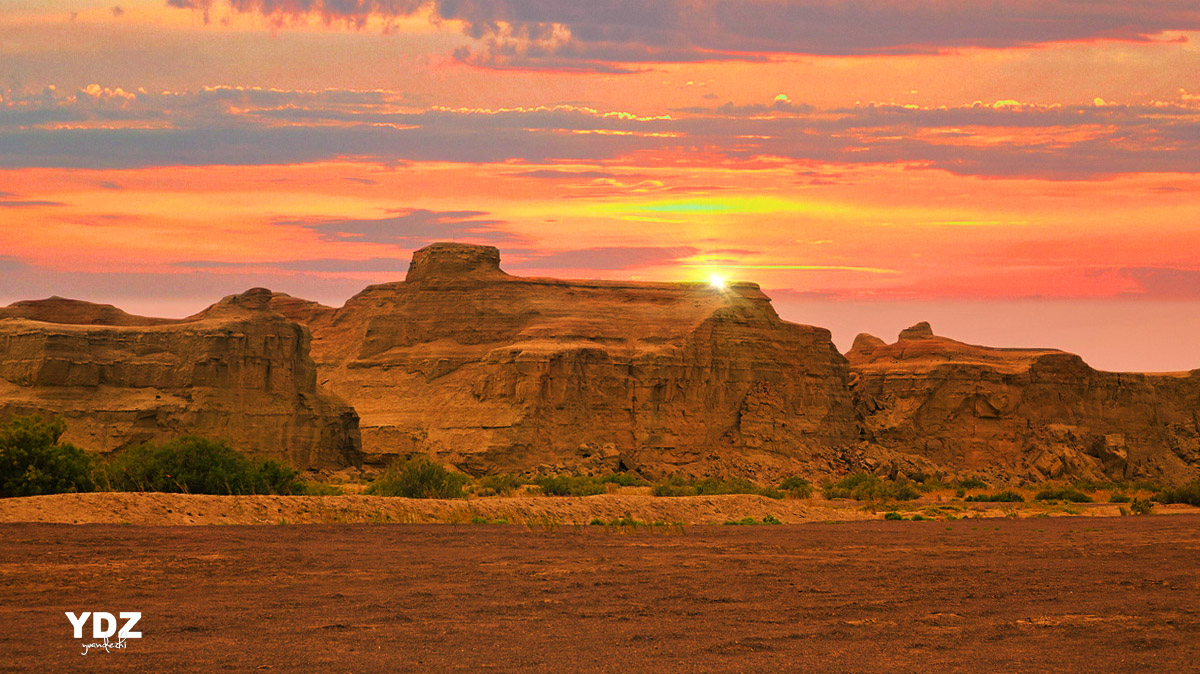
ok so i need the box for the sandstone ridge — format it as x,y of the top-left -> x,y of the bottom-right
266,243 -> 859,477
2,243 -> 1198,484
0,294 -> 360,468
848,323 -> 1200,484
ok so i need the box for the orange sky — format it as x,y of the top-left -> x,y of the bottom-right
2,0 -> 1199,371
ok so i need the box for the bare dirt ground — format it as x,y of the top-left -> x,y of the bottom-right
2,491 -> 1196,526
2,516 -> 1199,674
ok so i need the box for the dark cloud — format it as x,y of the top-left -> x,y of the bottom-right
1117,267 -> 1200,299
0,199 -> 66,208
504,169 -> 626,179
176,257 -> 409,273
3,87 -> 1200,179
163,0 -> 1200,71
280,208 -> 518,245
511,246 -> 700,271
0,256 -> 30,272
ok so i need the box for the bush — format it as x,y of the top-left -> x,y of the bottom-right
964,490 -> 1024,503
105,436 -> 303,495
534,475 -> 607,497
365,456 -> 468,499
1130,497 -> 1155,515
1070,479 -> 1119,493
724,516 -> 761,525
762,514 -> 782,525
1034,487 -> 1093,503
822,474 -> 919,502
956,477 -> 989,490
883,511 -> 904,520
778,476 -> 813,498
476,474 -> 528,496
1155,479 -> 1200,507
652,476 -> 782,499
1109,493 -> 1132,504
0,415 -> 95,497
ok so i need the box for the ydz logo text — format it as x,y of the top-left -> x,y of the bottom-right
65,612 -> 142,655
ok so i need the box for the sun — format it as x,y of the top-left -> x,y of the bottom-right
708,273 -> 728,290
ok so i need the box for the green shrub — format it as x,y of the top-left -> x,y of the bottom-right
0,415 -> 95,497
534,475 -> 607,497
366,456 -> 468,499
1070,479 -> 1119,493
964,490 -> 1024,503
1130,498 -> 1155,515
1155,479 -> 1200,507
724,516 -> 761,525
1034,487 -> 1093,503
778,476 -> 813,498
105,436 -> 302,495
956,477 -> 989,490
295,481 -> 344,496
910,514 -> 928,521
822,474 -> 919,502
1109,493 -> 1131,504
762,514 -> 782,525
477,474 -> 528,496
883,511 -> 904,520
652,476 -> 782,499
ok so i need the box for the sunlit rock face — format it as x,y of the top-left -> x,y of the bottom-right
847,324 -> 1200,484
4,243 -> 1198,484
268,242 -> 861,477
0,289 -> 361,469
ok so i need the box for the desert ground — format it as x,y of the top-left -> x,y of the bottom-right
2,491 -> 1198,526
2,514 -> 1199,673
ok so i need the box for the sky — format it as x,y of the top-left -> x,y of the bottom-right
1,0 -> 1199,371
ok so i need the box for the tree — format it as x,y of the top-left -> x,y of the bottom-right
0,415 -> 95,497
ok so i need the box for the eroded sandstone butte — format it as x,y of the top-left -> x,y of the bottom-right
4,243 -> 1199,484
848,323 -> 1200,484
0,289 -> 361,468
265,243 -> 860,476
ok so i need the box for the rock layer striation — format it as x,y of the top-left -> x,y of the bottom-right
0,289 -> 360,468
267,243 -> 859,476
848,325 -> 1200,484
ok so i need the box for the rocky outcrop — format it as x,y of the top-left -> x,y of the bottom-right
847,324 -> 1200,484
5,244 -> 1199,484
0,291 -> 361,469
267,243 -> 859,477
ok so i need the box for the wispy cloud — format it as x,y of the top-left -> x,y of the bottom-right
511,246 -> 701,271
279,208 -> 516,245
3,87 -> 1200,178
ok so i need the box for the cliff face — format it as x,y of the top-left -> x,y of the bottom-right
4,243 -> 1199,484
0,289 -> 361,469
847,325 -> 1200,484
268,243 -> 860,476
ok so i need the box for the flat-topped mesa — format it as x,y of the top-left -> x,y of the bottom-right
268,243 -> 858,476
848,324 -> 1200,485
405,242 -> 509,283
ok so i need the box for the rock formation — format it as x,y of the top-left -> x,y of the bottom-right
3,242 -> 1199,484
847,324 -> 1200,484
266,242 -> 860,476
0,289 -> 361,469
